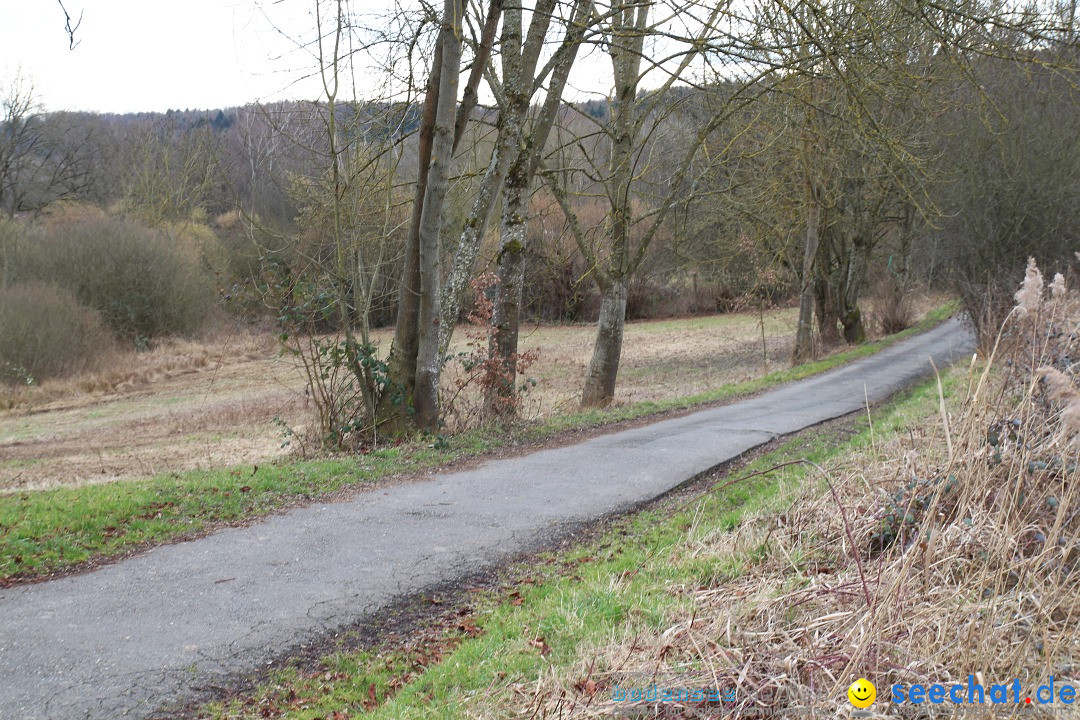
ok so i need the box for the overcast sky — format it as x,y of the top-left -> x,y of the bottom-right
0,1 -> 371,113
1,1 -> 710,115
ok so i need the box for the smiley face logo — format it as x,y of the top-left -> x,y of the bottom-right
847,678 -> 876,709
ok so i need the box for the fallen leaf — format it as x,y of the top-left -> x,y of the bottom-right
573,677 -> 599,695
361,682 -> 378,710
529,637 -> 552,656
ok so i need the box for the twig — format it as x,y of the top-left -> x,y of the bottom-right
57,0 -> 83,50
803,459 -> 876,614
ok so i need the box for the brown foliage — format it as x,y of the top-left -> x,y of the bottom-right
0,282 -> 117,385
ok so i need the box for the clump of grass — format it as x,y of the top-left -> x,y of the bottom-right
523,260 -> 1079,718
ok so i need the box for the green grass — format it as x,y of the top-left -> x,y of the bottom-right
200,368 -> 960,720
0,302 -> 959,585
0,447 -> 468,581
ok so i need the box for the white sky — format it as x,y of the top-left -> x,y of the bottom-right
0,1 -> 709,115
1,1 -> 354,113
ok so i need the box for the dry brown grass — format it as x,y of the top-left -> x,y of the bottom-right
1,325 -> 280,412
516,272 -> 1079,718
1,307 -> 808,491
438,292 -> 947,430
0,324 -> 304,492
1,294 -> 944,492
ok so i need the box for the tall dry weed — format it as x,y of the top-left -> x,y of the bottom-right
523,259 -> 1080,718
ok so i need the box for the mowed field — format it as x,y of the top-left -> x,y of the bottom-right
0,300 -> 936,493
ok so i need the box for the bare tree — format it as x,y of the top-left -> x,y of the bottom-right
0,73 -> 94,218
741,0 -> 947,360
420,0 -> 597,414
483,0 -> 595,413
382,0 -> 502,431
412,0 -> 469,429
121,116 -> 222,223
545,0 -> 729,407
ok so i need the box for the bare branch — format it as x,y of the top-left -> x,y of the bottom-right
57,0 -> 83,50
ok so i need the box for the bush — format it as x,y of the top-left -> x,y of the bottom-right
871,279 -> 915,335
0,282 -> 117,384
7,214 -> 217,339
929,60 -> 1080,340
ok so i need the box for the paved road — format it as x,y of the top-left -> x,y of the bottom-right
0,318 -> 974,719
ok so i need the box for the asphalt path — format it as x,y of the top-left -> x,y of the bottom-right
0,317 -> 975,719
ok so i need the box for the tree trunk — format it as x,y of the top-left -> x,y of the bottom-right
487,160 -> 528,412
578,2 -> 647,408
793,185 -> 821,364
581,279 -> 629,408
436,0 -> 523,356
381,34 -> 443,427
437,134 -> 514,355
838,234 -> 871,343
841,306 -> 866,343
381,0 -> 499,431
813,273 -> 841,344
414,0 -> 464,431
485,0 -> 589,413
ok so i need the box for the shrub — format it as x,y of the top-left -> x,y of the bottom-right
0,282 -> 117,384
872,280 -> 915,335
8,214 -> 217,339
441,272 -> 539,430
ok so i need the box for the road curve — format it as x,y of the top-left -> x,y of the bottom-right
0,317 -> 975,719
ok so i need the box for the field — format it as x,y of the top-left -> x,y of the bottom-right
0,298 -> 942,494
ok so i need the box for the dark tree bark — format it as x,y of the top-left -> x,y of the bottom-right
487,0 -> 590,413
381,35 -> 443,428
383,0 -> 502,431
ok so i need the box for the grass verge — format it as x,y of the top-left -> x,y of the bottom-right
195,364 -> 956,719
0,302 -> 958,585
